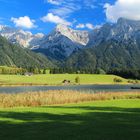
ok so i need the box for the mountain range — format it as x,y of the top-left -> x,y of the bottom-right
0,24 -> 89,61
66,18 -> 140,71
1,18 -> 140,71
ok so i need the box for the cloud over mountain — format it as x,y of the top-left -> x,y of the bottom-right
41,13 -> 71,25
105,0 -> 140,22
76,23 -> 94,29
11,16 -> 36,29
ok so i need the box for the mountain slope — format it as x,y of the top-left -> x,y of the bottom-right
66,18 -> 140,71
66,39 -> 140,71
0,36 -> 53,68
34,24 -> 89,61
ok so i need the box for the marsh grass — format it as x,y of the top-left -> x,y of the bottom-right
0,90 -> 140,108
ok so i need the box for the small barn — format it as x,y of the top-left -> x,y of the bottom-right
24,72 -> 33,76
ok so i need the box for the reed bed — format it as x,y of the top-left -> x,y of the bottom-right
0,90 -> 140,107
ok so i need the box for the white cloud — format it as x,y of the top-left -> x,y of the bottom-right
11,16 -> 36,29
46,0 -> 61,5
49,5 -> 78,17
41,13 -> 71,26
83,0 -> 97,9
104,0 -> 140,23
76,24 -> 85,29
46,0 -> 96,17
86,23 -> 94,29
49,2 -> 81,17
76,23 -> 94,29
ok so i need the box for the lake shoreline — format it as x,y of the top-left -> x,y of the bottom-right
0,83 -> 136,87
0,84 -> 140,94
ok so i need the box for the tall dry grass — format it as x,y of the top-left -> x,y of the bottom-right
0,90 -> 140,108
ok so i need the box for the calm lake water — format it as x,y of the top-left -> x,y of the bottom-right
0,84 -> 140,94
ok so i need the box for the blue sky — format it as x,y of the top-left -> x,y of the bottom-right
0,0 -> 140,34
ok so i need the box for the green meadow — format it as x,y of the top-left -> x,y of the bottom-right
0,99 -> 140,140
0,74 -> 131,85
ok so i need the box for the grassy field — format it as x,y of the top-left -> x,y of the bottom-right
0,99 -> 139,140
0,74 -> 133,85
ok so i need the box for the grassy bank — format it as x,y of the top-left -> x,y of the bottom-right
0,90 -> 140,107
0,74 -> 135,86
0,99 -> 140,140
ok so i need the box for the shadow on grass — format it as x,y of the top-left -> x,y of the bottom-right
0,106 -> 140,140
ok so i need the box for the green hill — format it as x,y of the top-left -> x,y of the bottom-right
0,36 -> 54,68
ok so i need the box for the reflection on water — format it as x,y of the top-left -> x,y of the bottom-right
0,84 -> 140,94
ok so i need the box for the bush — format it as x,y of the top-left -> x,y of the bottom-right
127,80 -> 139,84
128,80 -> 133,83
75,76 -> 80,84
135,80 -> 139,84
113,78 -> 123,83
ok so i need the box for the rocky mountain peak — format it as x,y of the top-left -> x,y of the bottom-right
0,25 -> 5,31
53,24 -> 89,46
55,24 -> 70,32
116,17 -> 140,31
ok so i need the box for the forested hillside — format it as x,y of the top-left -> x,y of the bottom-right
0,36 -> 54,68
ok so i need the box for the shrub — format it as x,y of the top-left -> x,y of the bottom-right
113,77 -> 123,83
135,80 -> 139,84
75,76 -> 80,84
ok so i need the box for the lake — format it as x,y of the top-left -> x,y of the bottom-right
0,84 -> 140,94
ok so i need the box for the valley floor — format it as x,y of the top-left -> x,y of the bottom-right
0,99 -> 140,140
0,74 -> 135,86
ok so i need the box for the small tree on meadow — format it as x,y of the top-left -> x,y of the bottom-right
75,76 -> 80,84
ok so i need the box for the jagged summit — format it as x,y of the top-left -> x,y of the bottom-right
54,24 -> 89,45
55,24 -> 69,32
0,25 -> 5,31
87,17 -> 140,47
0,25 -> 44,48
117,17 -> 140,24
34,24 -> 89,59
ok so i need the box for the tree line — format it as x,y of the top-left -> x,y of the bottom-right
107,69 -> 140,80
0,67 -> 26,75
50,68 -> 106,74
1,66 -> 140,80
50,67 -> 140,80
0,67 -> 48,75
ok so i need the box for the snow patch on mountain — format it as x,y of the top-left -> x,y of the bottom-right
0,25 -> 44,48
